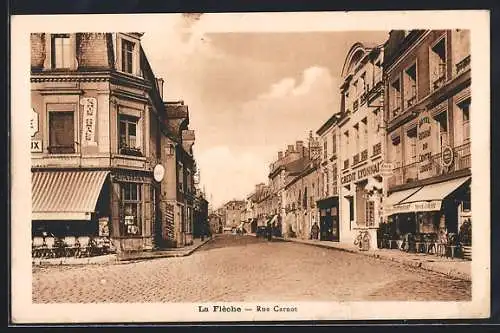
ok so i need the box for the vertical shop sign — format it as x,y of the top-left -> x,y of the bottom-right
80,97 -> 97,145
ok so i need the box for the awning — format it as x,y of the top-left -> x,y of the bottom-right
384,187 -> 423,209
32,170 -> 110,220
391,176 -> 471,215
399,176 -> 471,204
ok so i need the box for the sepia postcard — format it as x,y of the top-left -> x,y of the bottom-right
10,10 -> 490,323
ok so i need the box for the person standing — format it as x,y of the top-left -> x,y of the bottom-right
311,222 -> 319,240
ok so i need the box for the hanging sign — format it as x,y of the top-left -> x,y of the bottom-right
153,164 -> 165,182
441,145 -> 454,167
80,97 -> 97,145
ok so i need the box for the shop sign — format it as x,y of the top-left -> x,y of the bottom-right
340,161 -> 381,185
441,145 -> 454,167
80,97 -> 97,145
30,108 -> 39,137
380,162 -> 393,177
390,200 -> 442,215
164,203 -> 175,240
417,110 -> 434,178
113,174 -> 148,183
31,139 -> 42,152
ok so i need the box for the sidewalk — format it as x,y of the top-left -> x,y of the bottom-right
32,236 -> 214,266
248,234 -> 471,281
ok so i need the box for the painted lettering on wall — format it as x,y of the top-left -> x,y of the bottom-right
340,161 -> 381,185
417,110 -> 434,178
80,97 -> 97,145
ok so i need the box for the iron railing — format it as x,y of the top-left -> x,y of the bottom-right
456,55 -> 471,75
361,149 -> 368,162
387,142 -> 470,187
372,142 -> 382,156
353,153 -> 360,165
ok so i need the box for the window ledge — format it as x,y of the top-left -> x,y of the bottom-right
114,154 -> 146,161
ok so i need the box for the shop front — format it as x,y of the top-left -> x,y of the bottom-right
317,197 -> 339,241
383,176 -> 471,254
110,170 -> 155,253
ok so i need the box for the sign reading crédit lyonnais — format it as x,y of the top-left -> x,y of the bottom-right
417,110 -> 433,178
340,161 -> 381,185
80,97 -> 97,145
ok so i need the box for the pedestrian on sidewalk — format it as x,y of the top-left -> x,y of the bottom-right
266,222 -> 272,241
311,222 -> 319,240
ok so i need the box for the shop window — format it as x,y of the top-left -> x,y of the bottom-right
121,39 -> 134,74
430,38 -> 447,90
48,111 -> 75,154
119,115 -> 141,156
121,183 -> 142,236
390,78 -> 402,118
51,34 -> 71,69
404,63 -> 417,108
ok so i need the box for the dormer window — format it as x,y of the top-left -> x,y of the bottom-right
121,39 -> 134,74
117,34 -> 141,76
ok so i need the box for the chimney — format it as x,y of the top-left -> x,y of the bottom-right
156,78 -> 164,99
278,151 -> 283,160
296,141 -> 304,155
287,145 -> 295,153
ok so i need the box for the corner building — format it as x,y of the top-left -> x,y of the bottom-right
382,30 -> 471,241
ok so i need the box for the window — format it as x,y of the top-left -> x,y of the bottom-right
332,133 -> 337,155
119,115 -> 141,155
51,34 -> 71,69
122,39 -> 134,74
435,112 -> 449,148
178,163 -> 184,192
323,140 -> 328,159
187,207 -> 192,233
186,169 -> 192,194
390,78 -> 402,117
430,38 -> 447,90
121,183 -> 142,236
361,118 -> 368,152
354,123 -> 360,154
325,171 -> 330,195
404,63 -> 417,108
48,111 -> 74,154
406,127 -> 418,164
460,100 -> 470,143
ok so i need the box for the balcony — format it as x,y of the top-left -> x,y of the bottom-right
372,142 -> 382,157
387,142 -> 471,188
432,63 -> 447,91
391,107 -> 401,119
406,95 -> 417,108
353,100 -> 359,112
353,153 -> 360,166
360,92 -> 367,105
456,55 -> 471,75
361,149 -> 368,162
343,159 -> 350,170
120,145 -> 143,157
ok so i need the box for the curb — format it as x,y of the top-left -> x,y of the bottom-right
116,237 -> 214,262
279,237 -> 471,282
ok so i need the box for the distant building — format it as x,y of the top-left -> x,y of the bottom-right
223,200 -> 245,229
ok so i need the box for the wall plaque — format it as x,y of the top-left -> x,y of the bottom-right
80,97 -> 97,145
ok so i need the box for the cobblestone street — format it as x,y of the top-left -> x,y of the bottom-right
32,235 -> 471,303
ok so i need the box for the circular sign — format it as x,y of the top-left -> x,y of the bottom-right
153,164 -> 165,182
441,145 -> 454,167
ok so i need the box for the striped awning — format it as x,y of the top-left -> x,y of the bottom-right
32,170 -> 110,220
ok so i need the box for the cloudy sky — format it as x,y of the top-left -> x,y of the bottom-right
141,14 -> 388,208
